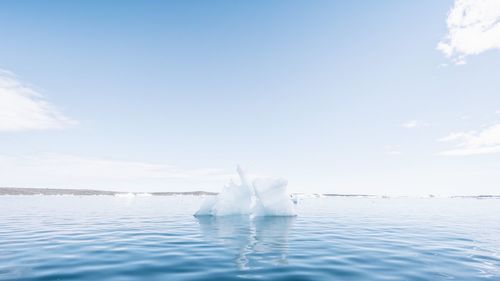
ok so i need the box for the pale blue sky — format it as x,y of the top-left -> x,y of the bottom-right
1,0 -> 499,195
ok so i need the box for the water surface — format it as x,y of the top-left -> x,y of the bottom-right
0,196 -> 499,280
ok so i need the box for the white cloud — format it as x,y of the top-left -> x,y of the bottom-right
439,123 -> 500,155
0,153 -> 232,191
0,70 -> 75,132
402,120 -> 429,129
437,0 -> 500,64
384,145 -> 402,156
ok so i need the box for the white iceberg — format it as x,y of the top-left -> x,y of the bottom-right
195,166 -> 296,217
253,178 -> 296,216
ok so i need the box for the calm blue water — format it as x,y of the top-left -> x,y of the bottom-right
0,196 -> 499,281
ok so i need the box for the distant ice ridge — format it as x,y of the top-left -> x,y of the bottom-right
195,166 -> 296,217
114,192 -> 152,197
114,192 -> 135,197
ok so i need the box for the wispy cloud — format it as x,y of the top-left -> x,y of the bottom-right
0,153 -> 232,190
0,69 -> 75,132
402,120 -> 429,129
384,145 -> 402,156
437,0 -> 500,64
438,123 -> 500,156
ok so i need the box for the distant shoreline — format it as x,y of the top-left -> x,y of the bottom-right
0,187 -> 216,196
0,187 -> 499,199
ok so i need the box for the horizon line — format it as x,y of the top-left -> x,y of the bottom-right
0,187 -> 499,198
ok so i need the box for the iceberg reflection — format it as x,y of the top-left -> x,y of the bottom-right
196,216 -> 296,270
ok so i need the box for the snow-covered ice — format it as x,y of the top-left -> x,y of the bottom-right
253,178 -> 296,216
195,166 -> 296,217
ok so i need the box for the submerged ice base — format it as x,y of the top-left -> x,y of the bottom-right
195,167 -> 296,217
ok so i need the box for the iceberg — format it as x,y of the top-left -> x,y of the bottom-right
253,178 -> 296,216
195,166 -> 296,217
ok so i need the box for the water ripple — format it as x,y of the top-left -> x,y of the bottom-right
0,196 -> 499,281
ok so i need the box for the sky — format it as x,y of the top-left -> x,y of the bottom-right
1,0 -> 499,196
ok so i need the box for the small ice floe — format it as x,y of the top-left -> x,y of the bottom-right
292,193 -> 323,200
114,192 -> 152,197
136,193 -> 152,197
195,166 -> 297,217
114,192 -> 135,197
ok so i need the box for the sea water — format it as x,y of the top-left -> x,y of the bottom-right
0,196 -> 499,281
